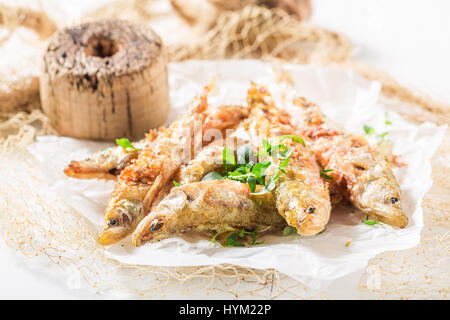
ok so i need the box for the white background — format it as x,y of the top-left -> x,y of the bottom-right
1,0 -> 449,299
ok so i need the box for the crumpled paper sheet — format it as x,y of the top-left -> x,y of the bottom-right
27,60 -> 446,292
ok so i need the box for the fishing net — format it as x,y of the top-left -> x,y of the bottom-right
0,1 -> 448,299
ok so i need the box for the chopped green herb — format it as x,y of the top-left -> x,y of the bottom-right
250,186 -> 270,195
209,229 -> 233,247
379,131 -> 389,139
173,181 -> 181,187
202,172 -> 224,181
364,114 -> 392,141
247,175 -> 257,192
211,137 -> 305,197
251,161 -> 271,176
362,215 -> 381,226
115,138 -> 141,151
225,233 -> 245,247
250,138 -> 297,195
363,220 -> 378,226
262,139 -> 271,153
278,146 -> 293,160
280,156 -> 290,168
320,169 -> 334,180
265,170 -> 279,191
282,226 -> 297,236
209,227 -> 266,247
248,227 -> 265,245
384,112 -> 392,125
222,146 -> 236,170
363,125 -> 375,136
229,227 -> 265,246
237,144 -> 253,164
251,169 -> 278,195
280,134 -> 305,146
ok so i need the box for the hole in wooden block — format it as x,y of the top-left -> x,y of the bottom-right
85,34 -> 119,58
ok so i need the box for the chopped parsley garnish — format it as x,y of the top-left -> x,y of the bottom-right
222,146 -> 236,171
280,135 -> 305,146
209,229 -> 232,246
225,233 -> 245,247
363,125 -> 375,136
237,143 -> 252,164
282,226 -> 297,236
173,181 -> 181,187
363,112 -> 393,141
361,215 -> 382,226
201,136 -> 304,196
384,112 -> 392,125
379,131 -> 389,139
209,227 -> 265,247
201,172 -> 224,181
320,169 -> 334,180
115,138 -> 141,151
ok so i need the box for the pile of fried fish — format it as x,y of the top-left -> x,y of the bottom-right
64,84 -> 408,247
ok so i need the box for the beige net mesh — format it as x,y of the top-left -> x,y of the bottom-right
0,1 -> 448,299
169,5 -> 353,64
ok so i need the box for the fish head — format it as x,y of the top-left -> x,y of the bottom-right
276,180 -> 331,236
98,199 -> 143,245
131,215 -> 166,247
132,190 -> 188,247
356,173 -> 407,228
63,146 -> 139,179
295,194 -> 332,236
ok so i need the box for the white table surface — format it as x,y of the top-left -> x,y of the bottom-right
1,0 -> 449,299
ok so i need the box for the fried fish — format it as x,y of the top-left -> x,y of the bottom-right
64,104 -> 249,181
291,96 -> 408,228
245,84 -> 331,236
98,91 -> 249,245
176,137 -> 249,185
132,179 -> 285,246
63,131 -> 158,180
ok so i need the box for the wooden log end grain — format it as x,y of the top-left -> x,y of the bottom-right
40,19 -> 170,140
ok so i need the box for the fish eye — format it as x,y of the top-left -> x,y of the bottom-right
149,219 -> 163,231
306,206 -> 316,214
388,197 -> 399,204
108,218 -> 118,227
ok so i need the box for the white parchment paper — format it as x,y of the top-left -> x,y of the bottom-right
27,60 -> 446,292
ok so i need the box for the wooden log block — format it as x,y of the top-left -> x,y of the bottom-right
40,19 -> 170,140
